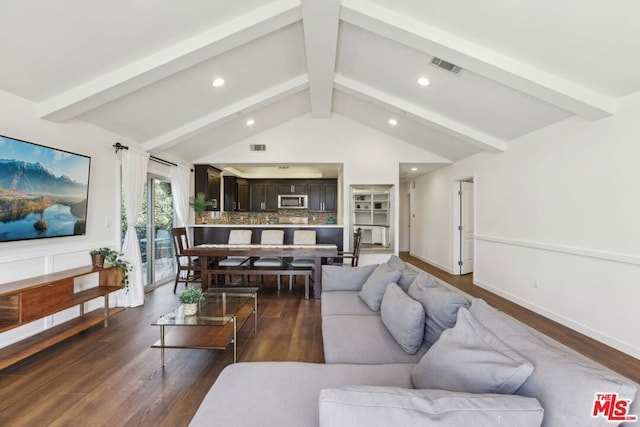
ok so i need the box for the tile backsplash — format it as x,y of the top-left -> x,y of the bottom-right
200,210 -> 337,225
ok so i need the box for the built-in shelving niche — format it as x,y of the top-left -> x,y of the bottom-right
351,185 -> 393,253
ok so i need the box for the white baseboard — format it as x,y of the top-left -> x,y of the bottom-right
408,252 -> 454,274
473,277 -> 640,360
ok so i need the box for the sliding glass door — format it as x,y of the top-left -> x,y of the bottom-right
122,176 -> 175,289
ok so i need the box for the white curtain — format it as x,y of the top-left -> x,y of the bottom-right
118,148 -> 149,307
170,165 -> 192,276
170,165 -> 191,227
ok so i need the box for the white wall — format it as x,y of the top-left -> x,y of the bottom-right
197,113 -> 451,253
411,91 -> 640,358
0,89 -> 133,348
409,166 -> 455,272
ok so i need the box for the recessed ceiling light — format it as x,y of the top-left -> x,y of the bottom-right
410,167 -> 418,171
212,77 -> 225,87
246,119 -> 255,126
388,118 -> 398,126
417,77 -> 430,87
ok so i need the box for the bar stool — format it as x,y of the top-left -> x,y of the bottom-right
217,229 -> 252,285
253,229 -> 284,289
288,230 -> 316,291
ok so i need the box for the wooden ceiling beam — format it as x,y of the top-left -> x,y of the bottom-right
335,74 -> 507,153
38,0 -> 302,122
341,0 -> 616,120
301,0 -> 341,118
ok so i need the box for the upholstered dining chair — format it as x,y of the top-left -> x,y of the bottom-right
217,229 -> 252,285
253,229 -> 285,289
288,230 -> 316,290
171,227 -> 201,293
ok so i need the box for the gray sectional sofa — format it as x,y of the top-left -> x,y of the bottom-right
190,256 -> 638,427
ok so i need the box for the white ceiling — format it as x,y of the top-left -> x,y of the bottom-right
1,0 -> 638,178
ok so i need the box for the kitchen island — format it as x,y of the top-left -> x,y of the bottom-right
190,224 -> 343,251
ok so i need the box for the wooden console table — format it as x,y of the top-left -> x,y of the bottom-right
0,265 -> 125,371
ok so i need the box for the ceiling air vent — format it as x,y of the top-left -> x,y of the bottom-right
431,57 -> 463,75
250,144 -> 266,152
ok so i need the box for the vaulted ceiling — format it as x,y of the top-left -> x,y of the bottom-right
1,1 -> 639,177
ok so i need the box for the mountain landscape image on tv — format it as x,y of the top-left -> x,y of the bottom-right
0,135 -> 91,243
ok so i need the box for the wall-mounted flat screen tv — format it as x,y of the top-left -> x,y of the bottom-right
0,135 -> 91,243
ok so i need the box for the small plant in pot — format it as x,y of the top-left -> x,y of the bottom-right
179,287 -> 204,316
90,248 -> 108,268
89,247 -> 131,290
190,192 -> 215,224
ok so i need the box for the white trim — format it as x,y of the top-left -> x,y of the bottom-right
452,181 -> 461,276
475,234 -> 640,266
408,251 -> 454,274
473,277 -> 640,360
0,242 -> 120,265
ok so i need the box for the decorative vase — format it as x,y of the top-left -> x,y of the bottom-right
183,303 -> 198,316
91,254 -> 105,268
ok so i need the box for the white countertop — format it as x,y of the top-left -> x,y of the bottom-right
189,223 -> 343,228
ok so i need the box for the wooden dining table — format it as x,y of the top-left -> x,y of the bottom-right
183,244 -> 338,298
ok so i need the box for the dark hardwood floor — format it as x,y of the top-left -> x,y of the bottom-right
1,257 -> 638,426
0,279 -> 323,427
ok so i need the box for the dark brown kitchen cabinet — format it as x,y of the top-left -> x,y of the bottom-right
224,176 -> 250,211
250,182 -> 278,211
224,176 -> 235,211
237,179 -> 249,211
194,165 -> 220,211
278,181 -> 307,195
308,180 -> 337,212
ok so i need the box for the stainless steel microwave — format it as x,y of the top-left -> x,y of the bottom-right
278,194 -> 308,209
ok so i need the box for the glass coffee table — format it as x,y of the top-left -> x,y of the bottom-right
151,287 -> 259,365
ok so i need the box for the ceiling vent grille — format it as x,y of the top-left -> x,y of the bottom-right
431,57 -> 463,75
250,144 -> 266,152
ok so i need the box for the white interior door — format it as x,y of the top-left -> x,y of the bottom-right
459,181 -> 474,275
407,193 -> 411,251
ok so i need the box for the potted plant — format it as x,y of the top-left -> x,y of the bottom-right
89,247 -> 131,290
90,247 -> 107,268
190,192 -> 215,224
179,287 -> 204,316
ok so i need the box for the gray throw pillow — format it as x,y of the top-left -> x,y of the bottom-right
383,256 -> 419,291
411,308 -> 534,394
322,264 -> 377,292
407,280 -> 468,347
358,266 -> 402,311
411,271 -> 439,289
469,298 -> 638,427
385,254 -> 406,270
319,386 -> 544,427
380,283 -> 425,354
